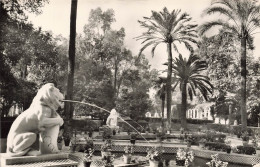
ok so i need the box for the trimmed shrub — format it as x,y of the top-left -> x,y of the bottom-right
207,123 -> 231,133
205,142 -> 229,152
190,133 -> 226,145
236,145 -> 256,155
70,118 -> 100,131
187,119 -> 214,124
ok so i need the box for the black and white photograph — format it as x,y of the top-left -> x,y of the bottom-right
1,0 -> 260,166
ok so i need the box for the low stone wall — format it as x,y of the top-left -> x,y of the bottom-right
192,146 -> 260,166
91,140 -> 260,166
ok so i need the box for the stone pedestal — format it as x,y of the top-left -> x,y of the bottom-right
0,153 -> 78,167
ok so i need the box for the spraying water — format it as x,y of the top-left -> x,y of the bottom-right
62,99 -> 152,145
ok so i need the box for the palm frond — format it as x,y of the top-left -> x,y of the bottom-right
199,20 -> 239,36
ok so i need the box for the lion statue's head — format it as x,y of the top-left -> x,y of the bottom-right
32,83 -> 64,111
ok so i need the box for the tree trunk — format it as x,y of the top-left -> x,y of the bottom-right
181,82 -> 187,129
240,35 -> 247,130
166,42 -> 172,130
228,104 -> 232,127
114,60 -> 118,95
65,0 -> 78,120
161,96 -> 165,130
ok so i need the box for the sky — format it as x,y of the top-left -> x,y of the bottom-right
27,0 -> 260,74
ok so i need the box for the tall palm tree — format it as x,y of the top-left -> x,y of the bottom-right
65,0 -> 78,120
199,0 -> 260,130
136,7 -> 198,129
172,54 -> 213,129
154,77 -> 167,129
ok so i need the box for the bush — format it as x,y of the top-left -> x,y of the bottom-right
207,124 -> 231,133
236,146 -> 256,155
190,132 -> 226,145
187,119 -> 214,124
205,142 -> 229,152
70,118 -> 99,131
233,126 -> 242,136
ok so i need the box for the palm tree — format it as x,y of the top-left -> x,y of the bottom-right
172,54 -> 213,129
65,0 -> 78,120
136,7 -> 198,129
154,77 -> 167,129
199,0 -> 260,130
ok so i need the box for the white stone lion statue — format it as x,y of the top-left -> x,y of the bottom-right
6,83 -> 64,156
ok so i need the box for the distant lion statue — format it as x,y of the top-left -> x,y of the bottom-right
6,83 -> 64,156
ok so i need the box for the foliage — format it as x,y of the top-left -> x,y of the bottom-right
72,7 -> 156,119
102,127 -> 113,140
0,1 -> 63,116
156,132 -> 165,140
197,31 -> 240,92
83,147 -> 94,162
124,145 -> 133,155
130,133 -> 137,140
137,7 -> 198,128
146,147 -> 162,161
172,54 -> 213,129
236,145 -> 256,155
206,154 -> 228,167
199,138 -> 207,143
176,148 -> 194,167
63,129 -> 72,141
200,0 -> 260,129
101,139 -> 114,152
102,154 -> 115,166
241,131 -> 249,141
204,142 -> 230,152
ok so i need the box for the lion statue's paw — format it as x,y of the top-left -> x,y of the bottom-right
26,150 -> 41,156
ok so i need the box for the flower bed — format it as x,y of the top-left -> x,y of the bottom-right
189,132 -> 226,145
235,145 -> 256,155
205,142 -> 229,152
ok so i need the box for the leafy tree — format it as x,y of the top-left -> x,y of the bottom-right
172,54 -> 213,129
0,0 -> 48,21
0,0 -> 61,116
137,7 -> 198,129
199,0 -> 260,129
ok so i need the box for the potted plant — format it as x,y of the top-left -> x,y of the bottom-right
185,136 -> 193,148
156,132 -> 165,142
82,147 -> 94,167
102,128 -> 112,141
70,135 -> 78,153
145,127 -> 149,135
102,154 -> 115,167
130,133 -> 137,145
226,145 -> 231,154
123,145 -> 133,164
101,139 -> 114,158
206,153 -> 228,167
224,139 -> 231,153
88,128 -> 93,138
234,126 -> 242,138
180,127 -> 185,134
199,138 -> 207,148
146,147 -> 162,167
176,148 -> 194,166
241,131 -> 249,146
